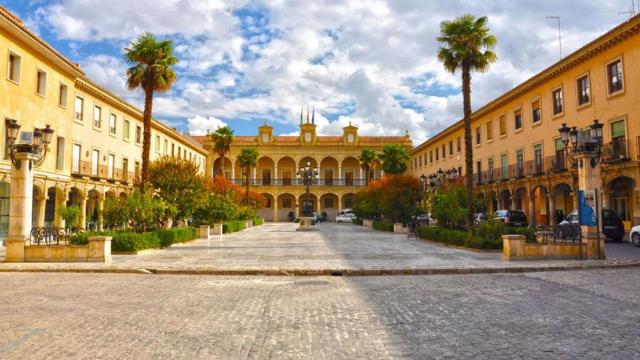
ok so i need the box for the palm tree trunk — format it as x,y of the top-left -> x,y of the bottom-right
462,64 -> 474,229
218,154 -> 225,177
141,87 -> 154,189
364,165 -> 370,185
245,166 -> 250,205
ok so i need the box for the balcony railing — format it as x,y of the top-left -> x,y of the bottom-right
232,178 -> 368,187
526,159 -> 545,177
603,138 -> 631,163
71,160 -> 134,183
549,153 -> 567,173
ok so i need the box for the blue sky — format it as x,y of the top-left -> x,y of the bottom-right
2,0 -> 635,143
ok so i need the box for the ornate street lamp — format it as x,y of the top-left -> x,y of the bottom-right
6,118 -> 54,169
558,119 -> 604,168
296,161 -> 319,217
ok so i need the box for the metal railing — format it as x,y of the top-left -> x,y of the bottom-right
533,224 -> 581,244
603,138 -> 631,163
71,160 -> 134,183
231,178 -> 368,187
30,227 -> 84,246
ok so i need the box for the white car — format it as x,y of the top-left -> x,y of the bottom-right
629,225 -> 640,246
336,212 -> 356,223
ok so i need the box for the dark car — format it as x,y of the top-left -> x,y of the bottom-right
493,210 -> 528,227
559,208 -> 625,242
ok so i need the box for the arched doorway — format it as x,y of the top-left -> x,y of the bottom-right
44,186 -> 65,227
86,189 -> 102,231
606,176 -> 635,228
551,183 -> 574,224
298,193 -> 318,217
257,157 -> 275,185
342,193 -> 356,210
514,188 -> 527,212
277,193 -> 296,222
320,157 -> 339,186
320,193 -> 339,220
257,193 -> 274,221
499,189 -> 511,210
531,185 -> 549,225
277,157 -> 296,185
213,156 -> 233,179
487,191 -> 497,214
341,157 -> 359,186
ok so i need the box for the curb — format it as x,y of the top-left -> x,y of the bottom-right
0,260 -> 639,276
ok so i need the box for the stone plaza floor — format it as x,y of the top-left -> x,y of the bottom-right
0,268 -> 639,359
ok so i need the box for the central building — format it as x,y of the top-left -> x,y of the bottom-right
193,117 -> 412,222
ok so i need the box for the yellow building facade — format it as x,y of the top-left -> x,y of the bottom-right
411,14 -> 640,230
194,121 -> 412,221
0,7 -> 206,239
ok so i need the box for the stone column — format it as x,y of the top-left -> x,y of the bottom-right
79,195 -> 87,230
35,196 -> 46,227
548,192 -> 556,225
576,153 -> 605,258
6,152 -> 36,262
338,166 -> 342,184
338,195 -> 343,212
97,195 -> 104,231
273,201 -> 278,223
231,164 -> 235,180
529,189 -> 536,226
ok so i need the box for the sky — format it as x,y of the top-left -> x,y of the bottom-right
3,0 -> 638,144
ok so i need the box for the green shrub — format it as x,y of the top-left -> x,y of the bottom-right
59,205 -> 81,229
70,227 -> 198,252
417,226 -> 470,246
463,235 -> 501,249
352,218 -> 363,225
253,217 -> 264,226
373,221 -> 394,232
223,220 -> 246,233
156,227 -> 198,247
112,232 -> 161,252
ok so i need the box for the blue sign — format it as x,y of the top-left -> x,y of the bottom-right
578,190 -> 597,226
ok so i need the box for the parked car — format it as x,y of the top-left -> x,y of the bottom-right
493,210 -> 528,227
415,213 -> 436,226
559,209 -> 625,242
336,212 -> 356,223
474,213 -> 488,225
629,225 -> 640,246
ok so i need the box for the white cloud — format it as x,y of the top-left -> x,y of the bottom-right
187,115 -> 228,135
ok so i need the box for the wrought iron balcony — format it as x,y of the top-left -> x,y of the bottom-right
603,138 -> 631,163
231,178 -> 368,187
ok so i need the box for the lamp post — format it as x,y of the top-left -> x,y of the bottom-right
5,119 -> 55,262
296,161 -> 319,230
558,119 -> 605,259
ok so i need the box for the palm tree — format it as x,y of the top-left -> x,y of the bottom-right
379,144 -> 410,175
125,32 -> 178,186
358,149 -> 377,185
437,15 -> 497,228
210,126 -> 234,177
238,147 -> 258,205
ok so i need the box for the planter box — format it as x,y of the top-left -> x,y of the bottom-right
211,223 -> 223,235
363,219 -> 374,228
199,225 -> 210,239
393,223 -> 408,234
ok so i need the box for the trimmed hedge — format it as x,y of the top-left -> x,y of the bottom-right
417,223 -> 535,250
417,227 -> 470,247
223,220 -> 246,233
373,221 -> 394,232
253,217 -> 264,226
352,218 -> 363,225
70,227 -> 199,253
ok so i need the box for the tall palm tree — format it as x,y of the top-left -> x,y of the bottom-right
437,15 -> 497,228
125,32 -> 178,186
379,144 -> 410,175
238,147 -> 258,205
358,149 -> 377,185
210,126 -> 234,177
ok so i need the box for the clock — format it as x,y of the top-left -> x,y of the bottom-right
347,134 -> 354,143
304,132 -> 311,142
262,133 -> 269,143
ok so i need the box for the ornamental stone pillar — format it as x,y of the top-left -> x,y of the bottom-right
6,152 -> 36,262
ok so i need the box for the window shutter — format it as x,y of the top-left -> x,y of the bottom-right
555,138 -> 564,151
611,120 -> 625,138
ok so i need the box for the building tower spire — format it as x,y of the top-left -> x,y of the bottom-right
311,106 -> 315,124
300,105 -> 303,125
306,105 -> 310,124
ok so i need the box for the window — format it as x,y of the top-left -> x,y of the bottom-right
531,100 -> 541,123
435,147 -> 439,161
265,198 -> 272,208
449,141 -> 453,156
58,84 -> 67,107
475,127 -> 481,145
108,154 -> 115,178
577,75 -> 590,105
610,119 -> 626,140
91,149 -> 99,177
171,143 -> 175,156
488,158 -> 494,181
123,120 -> 130,140
501,154 -> 508,179
36,69 -> 46,96
499,115 -> 506,136
178,146 -> 182,158
486,121 -> 493,141
344,197 -> 354,208
164,139 -> 168,155
123,158 -> 129,182
72,144 -> 81,173
456,137 -> 461,153
441,144 -> 445,158
7,52 -> 20,83
155,135 -> 161,153
607,59 -> 623,94
552,88 -> 563,115
93,106 -> 102,128
324,197 -> 334,208
109,114 -> 117,135
55,137 -> 64,170
134,161 -> 140,180
516,150 -> 524,177
534,144 -> 543,174
74,97 -> 84,121
429,150 -> 433,163
282,198 -> 292,208
476,161 -> 482,183
514,109 -> 522,130
135,125 -> 141,144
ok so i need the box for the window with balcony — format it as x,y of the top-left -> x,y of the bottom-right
91,149 -> 99,177
449,141 -> 453,155
605,119 -> 629,162
531,100 -> 541,123
487,158 -> 494,182
514,109 -> 522,130
123,158 -> 129,182
56,137 -> 65,170
155,135 -> 161,153
58,83 -> 67,107
516,150 -> 524,177
74,96 -> 84,121
533,144 -> 543,175
7,52 -> 20,83
552,88 -> 563,115
577,75 -> 590,105
456,137 -> 461,153
486,121 -> 493,141
134,161 -> 140,180
108,154 -> 115,178
499,115 -> 506,136
554,138 -> 565,171
135,125 -> 142,144
109,114 -> 117,135
123,120 -> 130,140
36,69 -> 46,96
476,161 -> 482,184
475,127 -> 481,145
607,59 -> 623,94
501,154 -> 508,179
93,106 -> 102,129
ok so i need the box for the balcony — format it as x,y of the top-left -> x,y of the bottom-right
232,178 -> 368,187
509,164 -> 525,179
549,153 -> 567,173
526,159 -> 545,177
603,138 -> 631,163
71,160 -> 134,184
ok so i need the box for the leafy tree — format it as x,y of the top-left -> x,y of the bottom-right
358,149 -> 377,185
149,156 -> 207,221
379,144 -> 410,175
237,147 -> 259,205
125,33 -> 178,186
103,188 -> 176,231
58,205 -> 81,230
437,15 -> 497,227
210,126 -> 234,177
353,174 -> 421,223
193,193 -> 238,224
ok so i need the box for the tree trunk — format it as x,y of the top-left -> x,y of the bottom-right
364,165 -> 370,185
218,154 -> 226,177
245,166 -> 250,205
140,88 -> 154,189
462,65 -> 474,229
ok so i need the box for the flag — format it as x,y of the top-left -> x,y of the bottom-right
306,105 -> 310,123
300,106 -> 303,124
312,106 -> 315,124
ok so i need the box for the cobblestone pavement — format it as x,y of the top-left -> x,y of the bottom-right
0,268 -> 639,359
